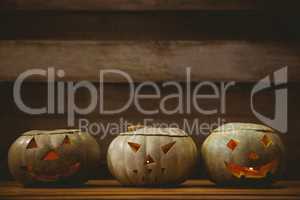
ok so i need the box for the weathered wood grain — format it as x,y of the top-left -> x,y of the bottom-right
0,0 -> 282,11
0,82 -> 285,117
0,180 -> 300,200
0,12 -> 298,41
0,40 -> 299,82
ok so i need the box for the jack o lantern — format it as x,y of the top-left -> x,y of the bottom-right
201,123 -> 285,186
8,129 -> 101,186
107,127 -> 198,186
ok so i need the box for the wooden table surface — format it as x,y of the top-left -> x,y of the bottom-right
1,180 -> 300,200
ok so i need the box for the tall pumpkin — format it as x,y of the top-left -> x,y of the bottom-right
107,127 -> 198,186
8,129 -> 101,186
201,123 -> 285,186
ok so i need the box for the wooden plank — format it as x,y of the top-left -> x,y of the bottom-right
0,12 -> 298,41
1,0 -> 300,12
1,82 -> 292,117
0,40 -> 299,82
0,180 -> 300,200
0,0 -> 281,11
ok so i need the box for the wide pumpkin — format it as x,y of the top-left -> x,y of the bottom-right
107,127 -> 198,186
8,129 -> 101,186
201,123 -> 285,186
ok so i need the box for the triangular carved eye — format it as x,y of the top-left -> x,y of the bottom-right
27,138 -> 38,149
128,142 -> 141,152
161,141 -> 176,154
62,135 -> 71,145
261,135 -> 272,148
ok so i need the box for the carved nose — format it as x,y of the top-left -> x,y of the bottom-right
144,155 -> 155,165
43,150 -> 59,161
248,152 -> 259,161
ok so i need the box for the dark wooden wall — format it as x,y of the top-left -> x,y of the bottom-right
0,0 -> 300,180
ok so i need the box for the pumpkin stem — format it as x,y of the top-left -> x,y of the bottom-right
127,124 -> 144,131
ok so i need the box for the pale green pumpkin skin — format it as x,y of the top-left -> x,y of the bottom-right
202,123 -> 285,186
8,129 -> 101,186
107,128 -> 198,186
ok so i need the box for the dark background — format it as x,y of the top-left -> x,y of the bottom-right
0,0 -> 300,180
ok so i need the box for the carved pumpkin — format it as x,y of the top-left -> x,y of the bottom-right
201,123 -> 285,186
8,129 -> 101,186
107,127 -> 198,186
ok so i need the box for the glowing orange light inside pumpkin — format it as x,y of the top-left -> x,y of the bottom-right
161,141 -> 176,154
227,139 -> 238,151
144,155 -> 155,165
248,152 -> 259,160
225,160 -> 278,179
43,150 -> 59,161
62,135 -> 71,145
261,135 -> 272,148
27,138 -> 38,149
128,142 -> 141,152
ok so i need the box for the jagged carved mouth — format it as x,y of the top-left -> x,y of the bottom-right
21,162 -> 81,181
225,159 -> 278,179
